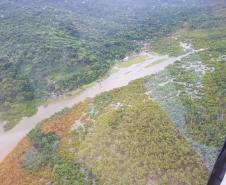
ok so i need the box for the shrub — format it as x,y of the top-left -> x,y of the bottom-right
21,128 -> 59,170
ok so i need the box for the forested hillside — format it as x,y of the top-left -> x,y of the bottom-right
0,0 -> 208,129
1,1 -> 226,185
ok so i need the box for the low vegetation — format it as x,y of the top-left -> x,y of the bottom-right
152,36 -> 184,56
21,128 -> 59,171
76,80 -> 208,185
145,2 -> 226,169
0,79 -> 208,185
150,2 -> 226,148
181,5 -> 226,147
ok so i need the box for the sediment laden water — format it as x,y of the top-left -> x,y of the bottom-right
0,45 -> 210,164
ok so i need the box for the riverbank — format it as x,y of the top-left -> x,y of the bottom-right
0,47 -> 199,163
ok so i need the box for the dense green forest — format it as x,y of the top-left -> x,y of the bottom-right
0,0 -> 209,129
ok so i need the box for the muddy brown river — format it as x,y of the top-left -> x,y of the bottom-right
0,49 -> 197,163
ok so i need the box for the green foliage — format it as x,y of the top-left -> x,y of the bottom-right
147,3 -> 226,149
1,99 -> 42,131
145,53 -> 220,170
152,36 -> 184,56
180,6 -> 226,147
76,80 -> 208,185
186,59 -> 226,147
0,0 -> 209,129
21,128 -> 59,170
21,128 -> 97,185
18,79 -> 209,184
28,128 -> 59,153
53,161 -> 95,185
20,146 -> 43,171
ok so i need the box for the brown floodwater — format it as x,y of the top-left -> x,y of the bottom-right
0,50 -> 197,162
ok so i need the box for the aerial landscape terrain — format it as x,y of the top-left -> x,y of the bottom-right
0,0 -> 225,184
